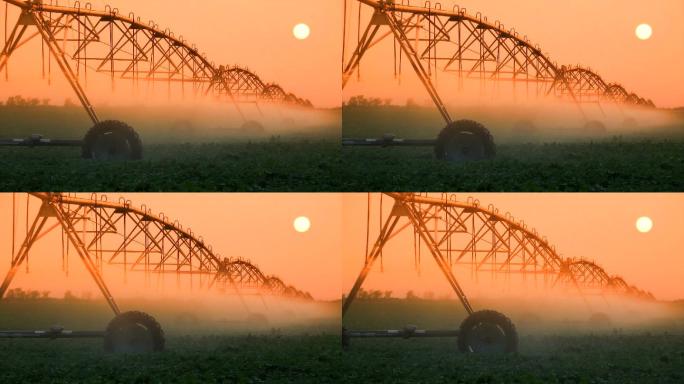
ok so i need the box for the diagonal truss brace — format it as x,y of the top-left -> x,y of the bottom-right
1,8 -> 99,124
0,201 -> 120,314
342,10 -> 452,125
342,199 -> 473,318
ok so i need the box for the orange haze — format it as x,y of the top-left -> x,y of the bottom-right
343,194 -> 684,302
343,0 -> 684,108
0,193 -> 343,301
0,0 -> 342,108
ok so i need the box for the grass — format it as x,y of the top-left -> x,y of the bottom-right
340,298 -> 684,383
1,298 -> 682,382
1,104 -> 684,191
0,334 -> 341,383
339,139 -> 684,191
340,334 -> 684,383
339,105 -> 684,192
0,141 -> 341,191
0,298 -> 342,383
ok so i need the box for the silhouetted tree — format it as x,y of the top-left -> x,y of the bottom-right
347,95 -> 385,107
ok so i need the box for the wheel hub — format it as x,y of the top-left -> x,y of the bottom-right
445,132 -> 486,162
467,322 -> 507,353
108,322 -> 155,353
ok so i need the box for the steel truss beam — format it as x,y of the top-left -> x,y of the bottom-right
0,0 -> 312,122
0,193 -> 312,315
343,193 -> 652,317
343,0 -> 655,124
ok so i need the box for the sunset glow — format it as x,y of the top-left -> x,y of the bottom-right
293,23 -> 311,40
294,216 -> 312,233
636,216 -> 654,233
635,23 -> 653,40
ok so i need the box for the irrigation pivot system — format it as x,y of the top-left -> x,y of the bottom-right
0,0 -> 312,160
0,193 -> 311,352
342,193 -> 652,352
342,0 -> 656,161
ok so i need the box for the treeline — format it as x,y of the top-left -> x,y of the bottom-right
0,95 -> 77,107
3,288 -> 94,301
355,288 -> 451,301
344,95 -> 422,108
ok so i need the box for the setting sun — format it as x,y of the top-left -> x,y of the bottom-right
293,23 -> 311,40
636,216 -> 653,233
293,216 -> 311,233
635,23 -> 653,40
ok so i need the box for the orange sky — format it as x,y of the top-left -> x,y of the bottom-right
0,193 -> 343,301
0,0 -> 342,108
1,193 -> 683,304
343,0 -> 684,108
343,194 -> 684,302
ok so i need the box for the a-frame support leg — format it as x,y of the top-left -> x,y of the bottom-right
0,11 -> 30,74
402,202 -> 474,314
0,206 -> 49,299
51,203 -> 120,315
29,11 -> 99,125
342,211 -> 401,317
342,10 -> 452,125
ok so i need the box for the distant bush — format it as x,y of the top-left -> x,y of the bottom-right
5,95 -> 41,107
4,288 -> 50,300
346,95 -> 392,107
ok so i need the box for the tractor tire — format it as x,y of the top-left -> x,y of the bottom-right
458,310 -> 518,353
82,120 -> 143,161
104,311 -> 165,353
341,327 -> 350,348
435,120 -> 496,161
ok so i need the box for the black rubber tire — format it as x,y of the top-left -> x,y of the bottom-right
104,311 -> 165,353
240,120 -> 266,134
458,310 -> 518,353
583,120 -> 608,135
341,327 -> 350,348
434,120 -> 496,161
82,120 -> 143,160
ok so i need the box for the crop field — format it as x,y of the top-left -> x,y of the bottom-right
341,298 -> 684,383
0,297 -> 341,383
1,297 -> 682,382
340,105 -> 684,192
1,105 -> 684,191
0,105 -> 341,192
